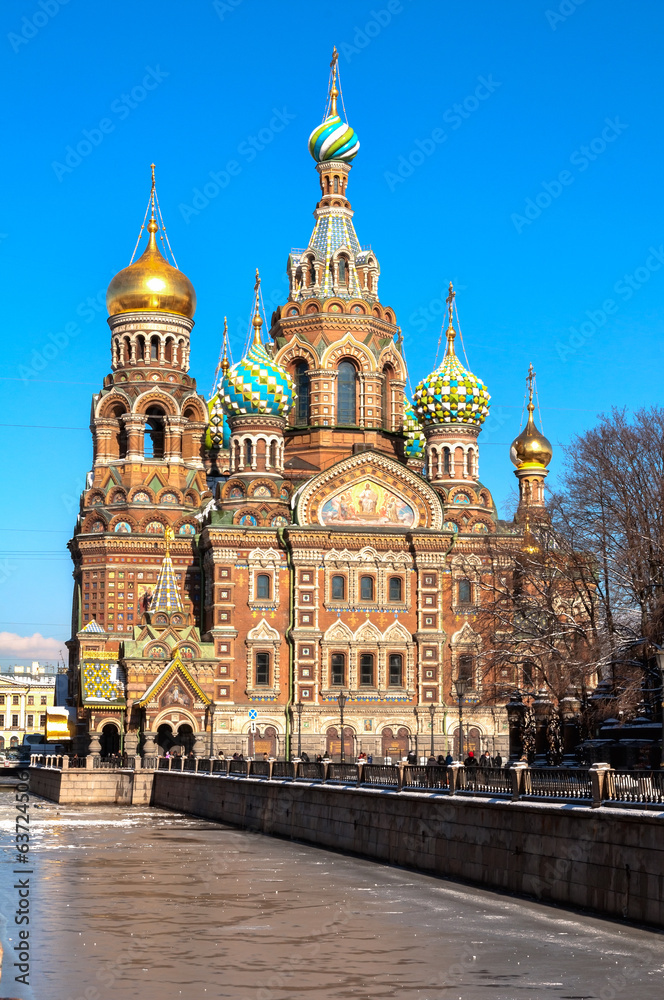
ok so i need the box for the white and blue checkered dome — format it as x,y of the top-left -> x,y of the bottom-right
221,339 -> 294,418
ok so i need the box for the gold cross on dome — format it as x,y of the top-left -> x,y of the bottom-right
526,363 -> 536,404
445,282 -> 456,324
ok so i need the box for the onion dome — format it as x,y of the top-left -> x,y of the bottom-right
510,365 -> 552,468
107,166 -> 196,319
413,287 -> 490,426
403,400 -> 425,459
308,47 -> 359,163
221,281 -> 294,418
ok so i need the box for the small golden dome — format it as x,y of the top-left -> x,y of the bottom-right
510,404 -> 553,468
107,219 -> 196,319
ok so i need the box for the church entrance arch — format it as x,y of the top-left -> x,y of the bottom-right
381,726 -> 410,761
326,726 -> 354,760
156,722 -> 175,754
100,723 -> 120,757
177,723 -> 195,755
249,726 -> 278,758
452,725 -> 481,759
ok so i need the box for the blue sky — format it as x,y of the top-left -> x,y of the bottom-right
1,0 -> 663,663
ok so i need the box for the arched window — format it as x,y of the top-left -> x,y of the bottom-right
309,261 -> 316,286
458,655 -> 474,685
269,440 -> 277,467
333,176 -> 339,193
331,575 -> 345,600
294,362 -> 310,425
136,335 -> 145,362
331,653 -> 345,685
337,361 -> 357,424
244,439 -> 253,467
443,447 -> 451,476
388,577 -> 402,602
338,258 -> 347,284
256,574 -> 271,600
467,449 -> 475,476
382,366 -> 394,430
150,336 -> 159,361
144,406 -> 165,459
360,653 -> 374,686
389,654 -> 403,687
458,579 -> 472,604
255,652 -> 270,685
164,338 -> 173,362
123,336 -> 132,365
360,576 -> 374,601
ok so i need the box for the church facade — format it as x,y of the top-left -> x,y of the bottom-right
67,57 -> 553,761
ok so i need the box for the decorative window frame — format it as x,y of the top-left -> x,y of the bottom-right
245,619 -> 281,695
247,548 -> 282,608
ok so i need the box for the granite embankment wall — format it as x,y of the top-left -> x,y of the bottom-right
28,767 -> 153,806
152,772 -> 664,927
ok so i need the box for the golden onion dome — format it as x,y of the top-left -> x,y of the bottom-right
510,403 -> 553,468
106,219 -> 196,319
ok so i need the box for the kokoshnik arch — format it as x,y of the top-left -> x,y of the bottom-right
67,52 -> 554,761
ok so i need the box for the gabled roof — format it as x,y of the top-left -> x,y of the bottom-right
80,619 -> 105,634
135,653 -> 210,708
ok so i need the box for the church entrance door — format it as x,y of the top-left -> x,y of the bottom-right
249,726 -> 277,758
381,726 -> 410,761
100,723 -> 120,757
326,726 -> 354,760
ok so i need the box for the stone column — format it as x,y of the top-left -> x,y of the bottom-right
194,733 -> 207,757
142,731 -> 157,757
123,414 -> 147,461
560,688 -> 582,767
533,688 -> 554,767
506,692 -> 527,764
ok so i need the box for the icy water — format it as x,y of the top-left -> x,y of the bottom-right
0,791 -> 662,1000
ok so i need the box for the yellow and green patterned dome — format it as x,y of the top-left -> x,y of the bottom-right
221,311 -> 294,419
414,322 -> 490,427
403,400 -> 425,459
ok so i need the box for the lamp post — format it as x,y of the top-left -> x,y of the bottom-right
506,690 -> 527,764
428,703 -> 435,757
295,701 -> 303,759
208,701 -> 216,758
337,690 -> 347,763
453,677 -> 468,761
655,650 -> 664,768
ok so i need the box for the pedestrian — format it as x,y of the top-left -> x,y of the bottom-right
445,752 -> 454,766
437,753 -> 445,765
367,753 -> 373,764
426,754 -> 436,767
493,752 -> 503,768
479,751 -> 491,768
464,751 -> 478,767
301,751 -> 310,763
407,750 -> 417,765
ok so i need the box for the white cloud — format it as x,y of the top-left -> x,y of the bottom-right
0,632 -> 65,660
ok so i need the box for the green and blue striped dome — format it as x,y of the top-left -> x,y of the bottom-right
221,339 -> 294,419
308,113 -> 360,163
403,400 -> 425,459
414,347 -> 490,427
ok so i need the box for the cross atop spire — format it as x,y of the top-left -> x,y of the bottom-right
329,46 -> 339,116
526,362 -> 536,410
252,268 -> 263,346
445,282 -> 457,356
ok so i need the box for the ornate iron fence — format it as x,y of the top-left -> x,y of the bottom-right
362,764 -> 400,787
608,769 -> 664,804
525,767 -> 592,799
403,765 -> 451,791
297,762 -> 325,781
327,763 -> 359,783
250,760 -> 270,777
462,766 -> 511,796
271,761 -> 295,779
229,759 -> 247,775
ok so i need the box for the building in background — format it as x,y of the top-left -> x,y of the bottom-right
0,664 -> 58,749
67,54 -> 554,761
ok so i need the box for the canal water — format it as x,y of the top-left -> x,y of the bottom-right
0,793 -> 661,1000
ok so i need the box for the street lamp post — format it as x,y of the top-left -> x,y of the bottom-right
428,703 -> 435,757
208,701 -> 216,759
453,677 -> 468,761
337,691 -> 347,763
295,701 -> 303,759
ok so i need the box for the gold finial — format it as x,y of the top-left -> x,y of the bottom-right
164,525 -> 174,556
329,46 -> 339,117
252,268 -> 263,345
526,362 -> 536,410
221,317 -> 229,375
445,281 -> 457,355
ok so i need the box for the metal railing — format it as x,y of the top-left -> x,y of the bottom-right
362,763 -> 400,787
26,757 -> 664,808
607,769 -> 664,804
525,767 -> 592,800
327,763 -> 359,783
461,766 -> 512,796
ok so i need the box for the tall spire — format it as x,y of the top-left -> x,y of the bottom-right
221,317 -> 229,376
149,527 -> 184,615
252,268 -> 263,347
329,46 -> 339,117
445,282 -> 457,356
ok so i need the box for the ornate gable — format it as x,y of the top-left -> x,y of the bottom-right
296,451 -> 443,530
135,652 -> 210,708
